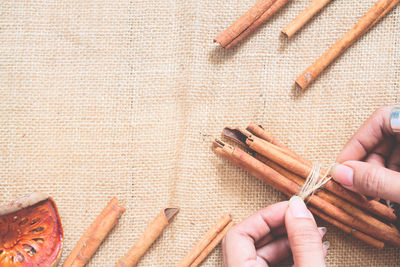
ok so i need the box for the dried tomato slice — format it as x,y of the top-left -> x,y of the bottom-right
0,193 -> 63,266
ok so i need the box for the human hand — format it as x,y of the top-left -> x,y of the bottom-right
332,106 -> 400,203
222,198 -> 328,267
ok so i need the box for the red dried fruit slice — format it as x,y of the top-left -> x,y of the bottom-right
0,193 -> 63,266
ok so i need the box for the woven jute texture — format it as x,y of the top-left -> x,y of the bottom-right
1,0 -> 399,266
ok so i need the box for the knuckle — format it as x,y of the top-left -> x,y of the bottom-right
374,106 -> 390,119
360,166 -> 386,197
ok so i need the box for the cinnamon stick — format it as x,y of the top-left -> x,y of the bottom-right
213,141 -> 400,247
246,123 -> 305,161
115,207 -> 179,267
308,207 -> 384,248
247,135 -> 396,222
368,0 -> 400,31
282,0 -> 334,38
63,197 -> 126,267
190,221 -> 235,267
214,0 -> 291,50
177,213 -> 232,267
295,0 -> 395,90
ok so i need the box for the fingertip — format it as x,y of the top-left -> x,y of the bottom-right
288,196 -> 313,219
332,164 -> 354,187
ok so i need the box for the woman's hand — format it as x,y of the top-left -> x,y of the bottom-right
332,106 -> 400,203
222,197 -> 328,267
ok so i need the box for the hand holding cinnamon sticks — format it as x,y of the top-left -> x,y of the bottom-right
213,120 -> 400,249
331,106 -> 400,222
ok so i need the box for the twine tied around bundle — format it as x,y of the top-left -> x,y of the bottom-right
297,163 -> 335,201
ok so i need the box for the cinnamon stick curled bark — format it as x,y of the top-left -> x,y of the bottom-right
295,0 -> 397,90
115,207 -> 179,267
177,213 -> 232,267
63,197 -> 126,267
282,0 -> 333,38
214,0 -> 291,50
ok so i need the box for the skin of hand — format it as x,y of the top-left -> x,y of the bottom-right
332,106 -> 400,203
222,198 -> 328,267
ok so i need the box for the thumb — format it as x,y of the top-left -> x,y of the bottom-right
332,161 -> 400,203
285,196 -> 325,267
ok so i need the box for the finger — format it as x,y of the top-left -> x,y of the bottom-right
332,161 -> 400,203
255,227 -> 327,265
255,226 -> 325,250
337,106 -> 394,163
256,237 -> 290,265
285,196 -> 325,267
255,225 -> 286,249
223,201 -> 288,266
388,143 -> 400,172
365,138 -> 394,167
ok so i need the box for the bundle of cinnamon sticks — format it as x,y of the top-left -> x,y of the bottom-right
213,123 -> 400,248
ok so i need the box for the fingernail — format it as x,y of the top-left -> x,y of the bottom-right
318,227 -> 327,236
332,164 -> 354,186
289,196 -> 313,218
323,241 -> 330,250
256,256 -> 266,265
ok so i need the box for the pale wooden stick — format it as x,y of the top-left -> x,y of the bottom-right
190,221 -> 235,267
63,198 -> 126,267
282,0 -> 334,38
115,207 -> 179,267
295,0 -> 395,90
177,213 -> 232,267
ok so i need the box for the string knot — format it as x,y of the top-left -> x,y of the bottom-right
297,163 -> 335,201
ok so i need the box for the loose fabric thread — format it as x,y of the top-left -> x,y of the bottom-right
297,163 -> 335,201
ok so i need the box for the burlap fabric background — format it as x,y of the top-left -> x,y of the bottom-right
1,0 -> 399,266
